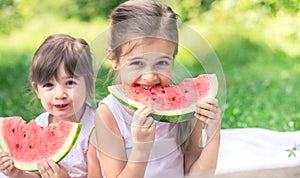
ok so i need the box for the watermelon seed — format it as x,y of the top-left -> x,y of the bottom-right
184,90 -> 188,93
16,144 -> 19,148
24,134 -> 26,138
12,128 -> 15,133
170,97 -> 176,101
29,145 -> 32,149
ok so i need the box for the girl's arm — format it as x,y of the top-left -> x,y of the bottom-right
183,120 -> 203,173
189,126 -> 220,174
94,104 -> 155,178
186,98 -> 222,175
87,139 -> 103,178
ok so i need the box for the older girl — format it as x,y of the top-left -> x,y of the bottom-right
94,0 -> 222,177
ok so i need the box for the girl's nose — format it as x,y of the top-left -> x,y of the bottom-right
55,86 -> 67,99
141,72 -> 158,83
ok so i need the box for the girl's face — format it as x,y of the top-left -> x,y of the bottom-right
33,64 -> 87,123
112,38 -> 176,88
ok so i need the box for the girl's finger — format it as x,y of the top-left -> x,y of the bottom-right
0,152 -> 10,158
195,104 -> 217,115
148,121 -> 156,132
195,108 -> 216,119
38,162 -> 46,175
6,163 -> 14,171
194,113 -> 208,124
47,159 -> 59,172
0,153 -> 12,165
133,106 -> 152,126
200,98 -> 219,107
0,162 -> 8,172
143,117 -> 154,128
138,106 -> 153,118
195,103 -> 217,114
1,158 -> 13,171
38,161 -> 53,177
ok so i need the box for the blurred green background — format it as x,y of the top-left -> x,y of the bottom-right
0,0 -> 299,131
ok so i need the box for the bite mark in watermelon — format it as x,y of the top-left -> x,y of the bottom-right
0,116 -> 81,171
108,74 -> 218,122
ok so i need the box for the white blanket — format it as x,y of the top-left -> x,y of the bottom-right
1,128 -> 299,177
216,128 -> 300,174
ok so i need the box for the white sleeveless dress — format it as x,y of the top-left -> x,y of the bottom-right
100,95 -> 184,178
35,106 -> 95,178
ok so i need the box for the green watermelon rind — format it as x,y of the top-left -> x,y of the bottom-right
0,117 -> 82,171
108,74 -> 218,123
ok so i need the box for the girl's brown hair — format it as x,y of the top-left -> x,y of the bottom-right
109,0 -> 193,153
31,34 -> 94,99
108,0 -> 179,60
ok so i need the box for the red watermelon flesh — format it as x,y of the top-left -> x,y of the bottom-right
108,74 -> 218,122
0,116 -> 81,171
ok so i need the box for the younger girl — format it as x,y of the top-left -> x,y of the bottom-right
94,0 -> 222,177
0,34 -> 102,178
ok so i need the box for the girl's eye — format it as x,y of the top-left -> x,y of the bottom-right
66,80 -> 76,85
156,60 -> 170,66
129,61 -> 143,66
43,82 -> 53,88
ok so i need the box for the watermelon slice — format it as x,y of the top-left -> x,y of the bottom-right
108,74 -> 218,122
0,116 -> 81,171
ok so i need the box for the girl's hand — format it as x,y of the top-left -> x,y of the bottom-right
131,106 -> 156,145
0,152 -> 22,177
194,98 -> 222,139
38,160 -> 70,178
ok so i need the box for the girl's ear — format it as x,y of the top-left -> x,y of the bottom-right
31,82 -> 41,99
111,60 -> 120,70
108,51 -> 120,70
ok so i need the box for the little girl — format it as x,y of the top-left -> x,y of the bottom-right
94,0 -> 222,177
0,34 -> 102,178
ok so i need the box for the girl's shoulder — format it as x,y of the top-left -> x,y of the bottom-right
98,95 -> 127,115
98,94 -> 116,106
96,95 -> 125,137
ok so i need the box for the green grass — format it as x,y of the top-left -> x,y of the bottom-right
216,37 -> 300,131
0,50 -> 43,121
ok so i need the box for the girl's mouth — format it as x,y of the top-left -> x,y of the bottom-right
54,104 -> 68,109
133,83 -> 160,90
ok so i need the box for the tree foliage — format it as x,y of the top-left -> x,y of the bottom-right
255,0 -> 300,15
62,0 -> 218,22
0,0 -> 23,34
0,0 -> 299,34
61,0 -> 127,21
